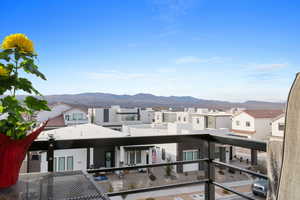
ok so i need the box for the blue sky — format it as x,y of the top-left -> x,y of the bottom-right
0,0 -> 299,102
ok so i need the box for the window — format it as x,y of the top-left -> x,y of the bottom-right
246,121 -> 251,127
54,157 -> 57,172
278,123 -> 285,131
58,157 -> 65,171
178,116 -> 181,121
65,115 -> 70,121
162,148 -> 166,160
67,156 -> 74,171
196,118 -> 200,124
183,117 -> 186,122
126,150 -> 142,165
72,113 -> 84,120
136,151 -> 141,164
236,120 -> 240,126
183,150 -> 198,161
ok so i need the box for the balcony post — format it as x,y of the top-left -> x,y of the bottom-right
205,141 -> 215,200
251,149 -> 258,166
47,137 -> 55,172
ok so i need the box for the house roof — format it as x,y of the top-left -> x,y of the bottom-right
38,123 -> 128,140
63,107 -> 88,114
272,113 -> 285,122
46,114 -> 66,127
241,110 -> 284,119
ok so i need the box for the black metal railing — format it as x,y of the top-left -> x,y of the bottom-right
29,133 -> 267,200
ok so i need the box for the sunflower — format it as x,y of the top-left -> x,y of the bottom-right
1,33 -> 34,53
0,65 -> 9,77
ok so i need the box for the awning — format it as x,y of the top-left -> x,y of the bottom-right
124,145 -> 155,151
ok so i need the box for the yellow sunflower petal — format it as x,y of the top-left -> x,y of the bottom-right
1,33 -> 34,53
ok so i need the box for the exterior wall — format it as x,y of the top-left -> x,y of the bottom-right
232,112 -> 255,132
207,116 -> 216,129
192,116 -> 206,130
37,104 -> 71,122
88,108 -> 104,124
168,123 -> 193,134
140,109 -> 155,123
215,116 -> 232,129
163,112 -> 177,123
63,108 -> 88,125
40,148 -> 87,172
89,106 -> 153,126
254,118 -> 272,140
176,112 -> 191,123
272,116 -> 285,138
177,141 -> 206,173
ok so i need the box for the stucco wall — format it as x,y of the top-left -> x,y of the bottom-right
272,116 -> 285,138
215,116 -> 232,129
254,118 -> 272,140
40,148 -> 87,172
232,112 -> 255,132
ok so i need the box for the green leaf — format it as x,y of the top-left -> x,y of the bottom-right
20,58 -> 47,80
16,78 -> 41,95
24,96 -> 50,111
0,49 -> 12,62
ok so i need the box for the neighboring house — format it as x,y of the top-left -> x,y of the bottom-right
154,111 -> 177,123
88,106 -> 155,130
123,123 -> 232,173
36,103 -> 88,130
176,112 -> 192,123
35,124 -> 128,172
231,110 -> 284,140
271,113 -> 285,141
191,113 -> 232,130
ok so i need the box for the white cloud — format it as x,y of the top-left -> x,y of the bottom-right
253,63 -> 288,71
175,56 -> 228,64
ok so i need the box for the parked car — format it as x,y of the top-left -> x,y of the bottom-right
252,179 -> 268,197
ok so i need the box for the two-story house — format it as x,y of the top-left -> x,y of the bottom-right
88,106 -> 155,131
37,103 -> 88,130
231,110 -> 283,140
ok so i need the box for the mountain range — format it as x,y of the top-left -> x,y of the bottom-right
34,93 -> 285,110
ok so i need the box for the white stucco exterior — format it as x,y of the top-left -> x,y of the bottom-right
271,115 -> 285,139
232,112 -> 273,140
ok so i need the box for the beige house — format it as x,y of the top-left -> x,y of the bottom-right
231,110 -> 283,140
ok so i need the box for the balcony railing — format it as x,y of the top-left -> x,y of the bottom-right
29,133 -> 267,200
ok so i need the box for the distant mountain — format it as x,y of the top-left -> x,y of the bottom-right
34,92 -> 285,110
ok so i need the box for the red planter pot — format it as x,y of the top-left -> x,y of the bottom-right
0,123 -> 47,188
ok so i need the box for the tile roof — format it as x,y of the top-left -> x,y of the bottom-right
243,109 -> 284,119
46,114 -> 66,127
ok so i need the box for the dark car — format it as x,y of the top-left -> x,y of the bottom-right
252,179 -> 268,197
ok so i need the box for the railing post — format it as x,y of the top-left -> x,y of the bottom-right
47,137 -> 55,172
205,141 -> 215,200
